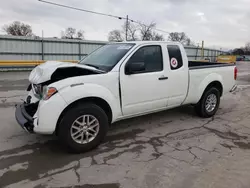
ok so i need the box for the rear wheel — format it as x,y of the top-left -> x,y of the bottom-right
58,103 -> 109,153
195,87 -> 220,118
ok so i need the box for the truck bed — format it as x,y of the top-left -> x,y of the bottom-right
188,61 -> 235,70
184,60 -> 236,105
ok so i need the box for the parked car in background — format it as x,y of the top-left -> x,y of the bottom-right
236,56 -> 244,61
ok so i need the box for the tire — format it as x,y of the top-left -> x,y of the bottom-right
58,103 -> 109,153
195,87 -> 220,118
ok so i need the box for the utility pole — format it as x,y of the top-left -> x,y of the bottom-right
125,15 -> 128,41
201,40 -> 204,59
195,43 -> 199,60
41,30 -> 44,60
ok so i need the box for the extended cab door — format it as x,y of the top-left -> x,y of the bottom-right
119,44 -> 170,116
165,44 -> 189,106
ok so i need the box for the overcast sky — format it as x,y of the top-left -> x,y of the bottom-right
0,0 -> 249,49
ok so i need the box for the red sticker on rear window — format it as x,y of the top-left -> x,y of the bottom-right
171,58 -> 178,68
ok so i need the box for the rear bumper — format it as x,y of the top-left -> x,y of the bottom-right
230,85 -> 237,92
15,104 -> 34,133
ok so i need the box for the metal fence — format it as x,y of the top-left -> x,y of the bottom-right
0,35 -> 106,61
244,55 -> 250,61
0,35 -> 223,62
184,47 -> 223,62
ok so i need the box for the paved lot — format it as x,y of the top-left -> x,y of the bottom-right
0,62 -> 250,188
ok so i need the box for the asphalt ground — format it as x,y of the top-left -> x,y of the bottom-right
0,62 -> 250,188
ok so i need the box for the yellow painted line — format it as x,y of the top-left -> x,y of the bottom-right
192,60 -> 210,62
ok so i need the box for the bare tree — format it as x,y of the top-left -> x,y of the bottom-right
232,48 -> 245,55
232,43 -> 250,55
245,42 -> 250,51
108,21 -> 164,41
2,21 -> 33,36
122,21 -> 138,41
77,30 -> 84,39
61,27 -> 84,39
139,22 -> 165,41
63,27 -> 76,39
168,32 -> 193,45
139,22 -> 156,41
151,32 -> 164,41
108,21 -> 138,42
108,29 -> 124,42
186,38 -> 195,46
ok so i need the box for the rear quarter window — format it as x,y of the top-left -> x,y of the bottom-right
167,45 -> 183,70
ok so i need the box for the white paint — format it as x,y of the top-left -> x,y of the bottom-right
20,41 -> 236,134
0,150 -> 33,160
183,68 -> 235,104
0,162 -> 29,177
29,61 -> 101,84
117,45 -> 133,50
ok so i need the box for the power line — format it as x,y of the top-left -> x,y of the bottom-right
38,0 -> 171,35
38,0 -> 125,20
39,1 -> 203,54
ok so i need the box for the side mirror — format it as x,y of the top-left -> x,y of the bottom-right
125,62 -> 145,75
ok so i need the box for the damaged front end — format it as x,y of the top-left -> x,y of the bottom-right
16,82 -> 42,133
15,102 -> 39,133
16,61 -> 104,133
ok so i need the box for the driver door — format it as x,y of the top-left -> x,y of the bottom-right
120,45 -> 169,116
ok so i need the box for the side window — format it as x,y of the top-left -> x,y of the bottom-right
127,45 -> 163,74
167,45 -> 183,70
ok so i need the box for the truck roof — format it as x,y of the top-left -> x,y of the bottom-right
110,41 -> 182,45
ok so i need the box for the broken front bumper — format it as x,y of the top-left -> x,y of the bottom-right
15,89 -> 68,135
15,103 -> 35,133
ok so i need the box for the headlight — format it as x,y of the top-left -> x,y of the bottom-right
32,84 -> 43,98
43,87 -> 58,100
33,84 -> 42,94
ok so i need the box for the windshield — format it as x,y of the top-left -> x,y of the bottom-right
79,43 -> 135,72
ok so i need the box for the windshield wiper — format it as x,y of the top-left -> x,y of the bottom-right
83,63 -> 106,72
84,63 -> 99,69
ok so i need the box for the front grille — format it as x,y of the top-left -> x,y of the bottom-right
24,102 -> 39,117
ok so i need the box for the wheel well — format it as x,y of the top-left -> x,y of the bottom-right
55,97 -> 112,135
204,81 -> 223,96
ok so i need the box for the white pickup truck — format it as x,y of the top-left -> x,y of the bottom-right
15,41 -> 237,153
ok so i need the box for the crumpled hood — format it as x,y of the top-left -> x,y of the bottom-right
29,61 -> 100,84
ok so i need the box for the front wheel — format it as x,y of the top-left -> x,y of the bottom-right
58,103 -> 109,153
195,87 -> 220,118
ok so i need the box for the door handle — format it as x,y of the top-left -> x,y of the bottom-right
158,76 -> 168,80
